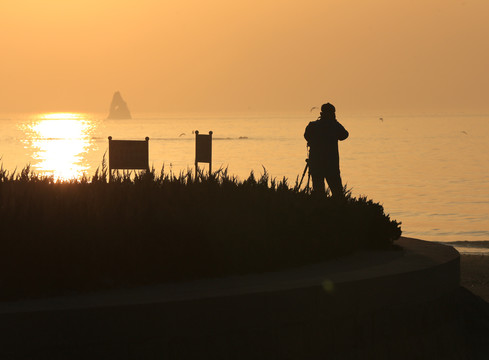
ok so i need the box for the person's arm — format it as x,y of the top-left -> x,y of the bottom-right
336,121 -> 349,141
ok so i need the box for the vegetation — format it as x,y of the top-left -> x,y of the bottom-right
0,163 -> 401,301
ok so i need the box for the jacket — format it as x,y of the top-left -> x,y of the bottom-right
304,118 -> 348,173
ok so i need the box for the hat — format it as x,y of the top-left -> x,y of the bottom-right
321,103 -> 335,114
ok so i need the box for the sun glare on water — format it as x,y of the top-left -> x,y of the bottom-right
22,113 -> 97,180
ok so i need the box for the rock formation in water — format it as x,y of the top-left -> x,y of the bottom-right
107,91 -> 132,119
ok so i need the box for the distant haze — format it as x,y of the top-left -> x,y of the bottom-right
1,0 -> 488,115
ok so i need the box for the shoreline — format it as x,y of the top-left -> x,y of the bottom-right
461,254 -> 489,302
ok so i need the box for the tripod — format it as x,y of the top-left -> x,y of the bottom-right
298,158 -> 311,192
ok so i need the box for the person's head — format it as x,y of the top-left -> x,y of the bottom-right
320,103 -> 336,121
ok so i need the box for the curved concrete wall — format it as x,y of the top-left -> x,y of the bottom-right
0,237 -> 464,359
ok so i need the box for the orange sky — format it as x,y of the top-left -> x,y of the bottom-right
1,0 -> 488,115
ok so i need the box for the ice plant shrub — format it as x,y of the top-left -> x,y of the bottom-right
0,164 -> 401,300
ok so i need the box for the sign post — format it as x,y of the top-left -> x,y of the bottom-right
195,130 -> 213,176
108,136 -> 149,180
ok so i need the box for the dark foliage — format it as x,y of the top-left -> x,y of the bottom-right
0,164 -> 401,300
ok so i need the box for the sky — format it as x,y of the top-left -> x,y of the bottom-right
1,0 -> 488,115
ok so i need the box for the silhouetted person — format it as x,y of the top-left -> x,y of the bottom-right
304,103 -> 349,198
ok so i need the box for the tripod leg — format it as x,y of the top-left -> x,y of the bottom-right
298,163 -> 309,188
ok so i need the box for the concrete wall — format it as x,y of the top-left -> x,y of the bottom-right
0,238 -> 465,359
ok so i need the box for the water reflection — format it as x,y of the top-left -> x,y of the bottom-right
22,113 -> 97,180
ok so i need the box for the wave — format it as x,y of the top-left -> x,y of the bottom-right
437,241 -> 489,255
439,241 -> 489,249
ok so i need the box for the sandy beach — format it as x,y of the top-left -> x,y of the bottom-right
461,255 -> 489,301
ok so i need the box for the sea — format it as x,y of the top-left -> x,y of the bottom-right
1,112 -> 489,255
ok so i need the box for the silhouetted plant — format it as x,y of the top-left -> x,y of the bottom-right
0,163 -> 401,300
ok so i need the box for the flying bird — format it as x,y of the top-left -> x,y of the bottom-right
461,131 -> 468,135
310,106 -> 318,112
179,133 -> 186,137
